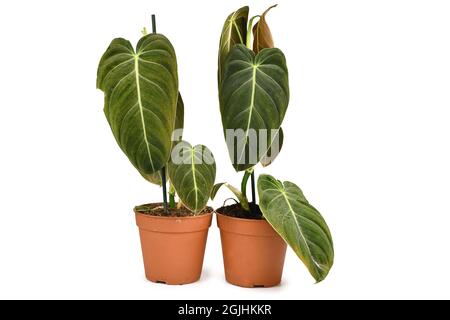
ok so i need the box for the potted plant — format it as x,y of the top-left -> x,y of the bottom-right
96,16 -> 216,285
213,5 -> 334,287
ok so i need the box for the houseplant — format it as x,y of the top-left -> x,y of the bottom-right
96,16 -> 216,285
213,5 -> 334,287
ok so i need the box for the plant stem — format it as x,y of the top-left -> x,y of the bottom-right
161,168 -> 168,213
250,171 -> 256,205
240,170 -> 251,197
169,182 -> 176,208
240,168 -> 255,212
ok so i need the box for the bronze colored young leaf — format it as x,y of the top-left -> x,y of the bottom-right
252,5 -> 277,53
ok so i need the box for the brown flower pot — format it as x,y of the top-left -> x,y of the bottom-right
135,208 -> 212,285
216,212 -> 287,288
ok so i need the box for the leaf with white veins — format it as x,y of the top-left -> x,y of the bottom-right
97,34 -> 178,176
258,174 -> 334,282
168,141 -> 216,213
219,44 -> 289,171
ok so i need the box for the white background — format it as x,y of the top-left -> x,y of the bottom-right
0,0 -> 449,299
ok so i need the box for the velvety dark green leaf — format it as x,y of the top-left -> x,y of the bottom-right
168,141 -> 216,213
260,127 -> 284,167
252,5 -> 277,53
211,182 -> 250,211
219,44 -> 289,171
97,34 -> 178,175
258,174 -> 334,282
218,6 -> 249,85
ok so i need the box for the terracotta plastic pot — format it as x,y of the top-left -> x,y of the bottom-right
216,212 -> 287,288
135,208 -> 212,285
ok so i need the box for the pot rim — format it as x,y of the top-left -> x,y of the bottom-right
135,209 -> 213,233
134,205 -> 214,220
215,210 -> 267,223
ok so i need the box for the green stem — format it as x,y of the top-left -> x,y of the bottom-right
240,168 -> 255,213
241,170 -> 252,197
169,182 -> 176,208
246,15 -> 260,48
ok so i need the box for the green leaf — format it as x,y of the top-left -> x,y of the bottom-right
168,141 -> 216,214
211,183 -> 250,211
97,34 -> 178,176
258,174 -> 334,282
252,4 -> 277,53
260,127 -> 284,167
218,6 -> 249,85
219,44 -> 289,171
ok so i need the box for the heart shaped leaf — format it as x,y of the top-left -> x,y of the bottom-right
258,174 -> 334,282
168,141 -> 216,213
219,44 -> 289,171
218,6 -> 249,85
252,4 -> 277,53
97,34 -> 178,176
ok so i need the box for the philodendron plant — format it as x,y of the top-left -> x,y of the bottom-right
96,18 -> 215,215
212,5 -> 334,282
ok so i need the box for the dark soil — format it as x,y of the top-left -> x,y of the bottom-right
135,203 -> 213,217
216,203 -> 264,220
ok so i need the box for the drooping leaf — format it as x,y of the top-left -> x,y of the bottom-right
218,6 -> 249,85
258,174 -> 334,282
140,92 -> 184,185
168,141 -> 216,214
97,34 -> 178,176
260,127 -> 284,167
211,182 -> 250,211
219,44 -> 289,171
252,4 -> 277,53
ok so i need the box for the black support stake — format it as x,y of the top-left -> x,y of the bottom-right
151,14 -> 156,33
151,14 -> 167,213
161,168 -> 168,214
